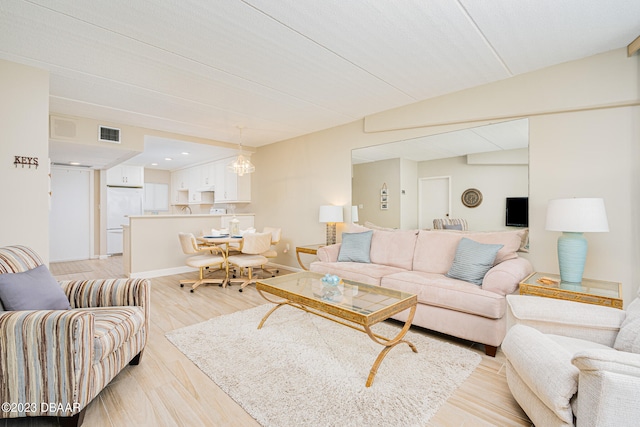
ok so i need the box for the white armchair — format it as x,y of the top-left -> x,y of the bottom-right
502,293 -> 640,427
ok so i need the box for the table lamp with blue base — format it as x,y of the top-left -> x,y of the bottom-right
546,198 -> 609,283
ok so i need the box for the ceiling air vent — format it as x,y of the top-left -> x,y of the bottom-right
50,117 -> 77,139
99,126 -> 121,144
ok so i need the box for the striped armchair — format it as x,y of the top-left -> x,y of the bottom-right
432,218 -> 469,231
0,246 -> 150,427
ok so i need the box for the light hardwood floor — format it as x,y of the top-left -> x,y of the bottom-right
3,257 -> 532,426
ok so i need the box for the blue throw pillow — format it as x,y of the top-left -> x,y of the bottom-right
338,230 -> 373,263
0,265 -> 71,310
446,238 -> 504,285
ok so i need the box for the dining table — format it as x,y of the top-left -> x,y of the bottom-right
197,235 -> 243,287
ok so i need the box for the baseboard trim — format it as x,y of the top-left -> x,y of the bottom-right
130,266 -> 196,279
267,262 -> 302,273
130,262 -> 300,279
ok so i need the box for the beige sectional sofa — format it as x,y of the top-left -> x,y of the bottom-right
310,227 -> 533,356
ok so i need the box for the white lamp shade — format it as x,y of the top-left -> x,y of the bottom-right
545,198 -> 609,232
351,205 -> 359,223
319,205 -> 343,223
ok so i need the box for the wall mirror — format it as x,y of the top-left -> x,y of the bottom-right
351,118 -> 529,231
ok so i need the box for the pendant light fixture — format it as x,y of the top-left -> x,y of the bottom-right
227,126 -> 255,176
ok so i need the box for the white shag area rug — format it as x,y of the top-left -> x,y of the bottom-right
165,304 -> 481,427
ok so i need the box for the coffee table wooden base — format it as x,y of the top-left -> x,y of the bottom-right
257,289 -> 418,387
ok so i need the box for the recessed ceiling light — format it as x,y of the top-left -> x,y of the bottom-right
69,162 -> 80,165
165,157 -> 172,161
181,152 -> 189,155
151,163 -> 158,166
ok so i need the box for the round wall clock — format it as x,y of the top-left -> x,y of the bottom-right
461,188 -> 483,208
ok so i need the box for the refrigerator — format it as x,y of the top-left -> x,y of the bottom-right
107,187 -> 144,255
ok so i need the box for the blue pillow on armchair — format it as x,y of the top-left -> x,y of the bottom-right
338,230 -> 373,263
0,265 -> 71,310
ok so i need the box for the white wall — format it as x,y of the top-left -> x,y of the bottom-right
417,156 -> 528,231
0,60 -> 50,262
352,158 -> 400,228
253,48 -> 640,305
529,107 -> 640,305
400,158 -> 418,229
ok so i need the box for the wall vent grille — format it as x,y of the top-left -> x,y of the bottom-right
99,126 -> 121,143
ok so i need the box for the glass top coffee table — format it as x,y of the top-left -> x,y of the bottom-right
256,271 -> 418,387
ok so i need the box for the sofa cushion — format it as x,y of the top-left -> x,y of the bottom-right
381,271 -> 506,319
338,231 -> 373,263
363,221 -> 396,231
0,265 -> 71,311
460,231 -> 524,263
88,306 -> 146,363
412,230 -> 522,274
344,223 -> 371,233
310,261 -> 406,287
369,229 -> 419,270
446,238 -> 503,285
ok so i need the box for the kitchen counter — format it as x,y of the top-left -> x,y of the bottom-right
124,213 -> 254,278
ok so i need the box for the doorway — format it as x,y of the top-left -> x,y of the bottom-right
49,166 -> 92,262
418,176 -> 451,229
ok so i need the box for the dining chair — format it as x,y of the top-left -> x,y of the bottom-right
177,232 -> 226,292
260,226 -> 282,277
226,232 -> 272,292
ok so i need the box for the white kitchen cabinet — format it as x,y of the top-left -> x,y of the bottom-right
187,167 -> 202,203
170,169 -> 189,204
170,166 -> 215,206
106,165 -> 144,187
170,159 -> 250,206
200,162 -> 215,187
214,158 -> 251,203
213,160 -> 227,201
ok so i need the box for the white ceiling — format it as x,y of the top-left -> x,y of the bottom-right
1,1 -> 638,169
130,136 -> 240,170
352,118 -> 529,164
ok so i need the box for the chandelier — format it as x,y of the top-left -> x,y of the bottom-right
227,127 -> 255,176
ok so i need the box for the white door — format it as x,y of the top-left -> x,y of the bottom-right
418,176 -> 451,229
49,167 -> 91,262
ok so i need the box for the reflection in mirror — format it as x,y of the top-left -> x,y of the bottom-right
352,119 -> 528,231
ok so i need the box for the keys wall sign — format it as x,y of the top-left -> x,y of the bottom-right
14,156 -> 39,169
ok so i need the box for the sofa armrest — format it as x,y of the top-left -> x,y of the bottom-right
61,278 -> 149,308
573,348 -> 640,377
61,278 -> 150,332
482,257 -> 533,295
572,349 -> 640,426
507,295 -> 625,346
316,244 -> 341,262
0,310 -> 94,417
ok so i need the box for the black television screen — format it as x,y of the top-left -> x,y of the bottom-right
506,197 -> 528,227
